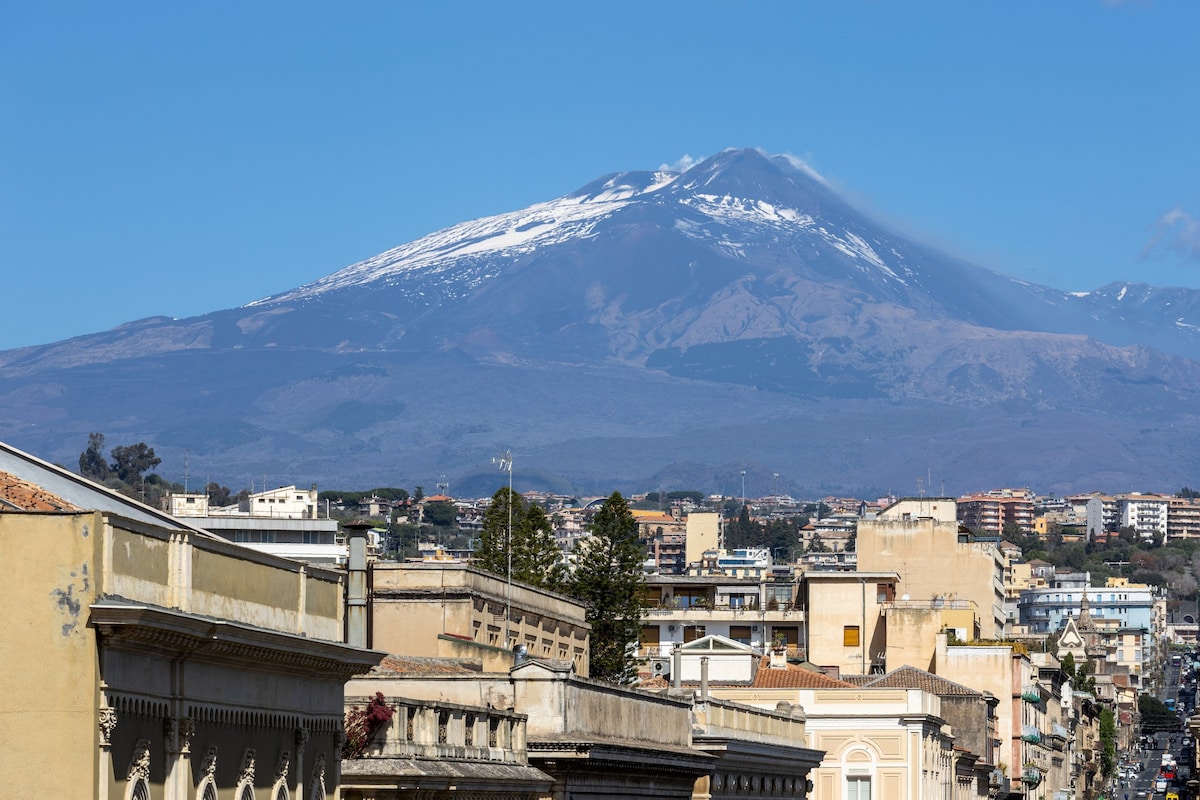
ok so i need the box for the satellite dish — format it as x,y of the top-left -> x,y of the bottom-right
901,594 -> 910,601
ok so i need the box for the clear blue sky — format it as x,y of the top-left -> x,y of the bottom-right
4,1 -> 1199,351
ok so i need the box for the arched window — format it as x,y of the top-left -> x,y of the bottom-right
237,783 -> 255,800
272,784 -> 289,800
128,779 -> 151,800
196,779 -> 218,800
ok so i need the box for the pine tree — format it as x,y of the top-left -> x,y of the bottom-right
474,486 -> 523,578
513,502 -> 567,592
568,491 -> 646,684
474,488 -> 565,592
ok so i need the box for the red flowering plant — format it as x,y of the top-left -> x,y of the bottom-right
342,692 -> 395,759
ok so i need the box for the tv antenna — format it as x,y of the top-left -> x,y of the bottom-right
491,450 -> 514,649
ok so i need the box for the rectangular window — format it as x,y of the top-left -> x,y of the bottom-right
730,625 -> 752,644
844,625 -> 860,647
876,583 -> 894,602
684,625 -> 705,643
640,625 -> 661,650
847,776 -> 871,800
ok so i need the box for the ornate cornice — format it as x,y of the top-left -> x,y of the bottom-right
90,602 -> 384,678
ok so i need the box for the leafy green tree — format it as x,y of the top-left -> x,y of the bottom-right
1099,707 -> 1116,780
78,432 -> 110,481
568,491 -> 646,684
423,499 -> 458,527
109,442 -> 161,485
206,482 -> 232,506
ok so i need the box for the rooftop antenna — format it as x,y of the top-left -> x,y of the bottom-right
437,473 -> 449,496
492,450 -> 514,649
183,449 -> 190,494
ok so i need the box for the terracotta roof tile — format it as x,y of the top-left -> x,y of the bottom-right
859,665 -> 982,696
752,663 -> 859,689
642,658 -> 858,690
371,654 -> 482,674
0,470 -> 79,512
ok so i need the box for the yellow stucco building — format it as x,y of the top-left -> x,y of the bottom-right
0,441 -> 382,799
856,498 -> 1007,640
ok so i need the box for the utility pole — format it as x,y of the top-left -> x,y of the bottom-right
741,470 -> 747,509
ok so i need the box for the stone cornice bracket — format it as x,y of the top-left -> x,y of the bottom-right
335,729 -> 347,758
238,748 -> 256,785
98,707 -> 118,748
180,717 -> 195,754
127,739 -> 152,782
296,727 -> 310,751
164,716 -> 195,754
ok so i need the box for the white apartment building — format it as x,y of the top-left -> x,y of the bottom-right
170,484 -> 345,563
1118,493 -> 1170,540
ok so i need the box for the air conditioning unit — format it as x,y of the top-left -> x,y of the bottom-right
752,625 -> 759,632
668,624 -> 676,631
651,659 -> 671,677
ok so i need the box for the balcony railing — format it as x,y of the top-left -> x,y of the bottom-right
637,643 -> 807,660
645,600 -> 773,613
343,696 -> 527,763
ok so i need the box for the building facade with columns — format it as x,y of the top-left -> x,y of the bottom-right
0,441 -> 383,799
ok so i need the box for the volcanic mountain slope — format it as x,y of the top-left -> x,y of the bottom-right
2,148 -> 1199,495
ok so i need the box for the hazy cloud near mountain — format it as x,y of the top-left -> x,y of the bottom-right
659,155 -> 700,172
1144,206 -> 1200,264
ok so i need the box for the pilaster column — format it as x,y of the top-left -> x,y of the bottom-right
97,706 -> 118,800
163,716 -> 194,800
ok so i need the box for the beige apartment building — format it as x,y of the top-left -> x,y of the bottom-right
857,498 -> 1007,639
365,561 -> 592,676
800,571 -> 898,676
957,488 -> 1035,536
685,511 -> 722,566
933,634 -> 1038,791
0,441 -> 382,799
